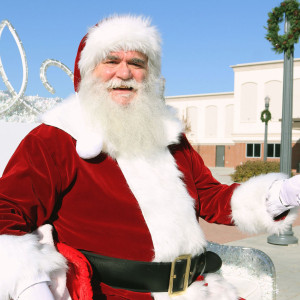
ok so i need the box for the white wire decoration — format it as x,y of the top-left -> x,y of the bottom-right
40,59 -> 74,94
0,19 -> 29,114
0,19 -> 74,122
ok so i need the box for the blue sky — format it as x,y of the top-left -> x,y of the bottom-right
1,0 -> 300,98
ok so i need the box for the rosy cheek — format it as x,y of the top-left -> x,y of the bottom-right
104,68 -> 115,75
93,66 -> 116,81
101,69 -> 115,80
133,70 -> 147,82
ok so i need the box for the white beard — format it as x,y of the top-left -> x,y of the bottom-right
78,75 -> 171,158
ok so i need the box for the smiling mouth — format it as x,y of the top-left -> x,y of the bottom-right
113,86 -> 134,91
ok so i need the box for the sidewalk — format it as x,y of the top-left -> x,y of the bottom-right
206,167 -> 300,299
226,227 -> 300,300
209,167 -> 235,185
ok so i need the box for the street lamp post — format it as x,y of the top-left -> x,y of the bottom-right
261,96 -> 271,161
267,16 -> 298,245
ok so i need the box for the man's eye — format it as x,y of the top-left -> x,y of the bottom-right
106,61 -> 118,64
130,62 -> 144,68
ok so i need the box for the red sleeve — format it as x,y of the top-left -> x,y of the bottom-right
0,128 -> 62,235
173,135 -> 240,225
192,148 -> 239,225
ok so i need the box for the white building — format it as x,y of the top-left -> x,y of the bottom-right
166,59 -> 300,170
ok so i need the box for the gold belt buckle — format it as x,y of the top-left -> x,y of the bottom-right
168,254 -> 192,297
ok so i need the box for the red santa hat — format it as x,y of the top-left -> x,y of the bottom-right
74,15 -> 162,92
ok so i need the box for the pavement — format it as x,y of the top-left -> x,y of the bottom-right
206,167 -> 300,300
209,167 -> 235,185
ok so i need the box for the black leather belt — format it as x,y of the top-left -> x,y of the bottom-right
80,250 -> 222,296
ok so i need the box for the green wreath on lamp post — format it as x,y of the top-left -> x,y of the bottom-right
260,109 -> 272,123
265,0 -> 300,57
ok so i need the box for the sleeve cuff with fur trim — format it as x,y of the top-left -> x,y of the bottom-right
231,173 -> 299,235
0,232 -> 67,300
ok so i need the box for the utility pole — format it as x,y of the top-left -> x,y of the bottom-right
262,96 -> 271,161
268,16 -> 298,245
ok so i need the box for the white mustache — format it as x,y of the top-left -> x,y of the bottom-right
104,79 -> 139,90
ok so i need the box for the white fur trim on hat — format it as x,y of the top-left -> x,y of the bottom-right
79,15 -> 161,78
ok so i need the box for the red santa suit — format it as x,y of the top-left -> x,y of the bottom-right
0,15 -> 298,300
0,94 -> 297,300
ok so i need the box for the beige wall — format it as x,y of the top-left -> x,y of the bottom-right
166,58 -> 300,169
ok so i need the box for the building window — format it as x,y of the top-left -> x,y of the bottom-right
267,144 -> 280,158
246,143 -> 261,158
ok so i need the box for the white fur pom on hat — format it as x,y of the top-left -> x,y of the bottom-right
77,15 -> 161,80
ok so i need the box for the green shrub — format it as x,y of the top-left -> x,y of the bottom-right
231,160 -> 280,182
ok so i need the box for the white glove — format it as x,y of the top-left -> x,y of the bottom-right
280,175 -> 300,207
267,175 -> 300,217
17,282 -> 55,300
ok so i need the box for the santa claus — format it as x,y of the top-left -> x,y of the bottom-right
0,15 -> 299,300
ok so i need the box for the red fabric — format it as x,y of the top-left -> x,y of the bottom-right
57,242 -> 94,300
74,22 -> 99,92
0,125 -> 239,298
74,34 -> 87,92
0,125 -> 155,261
168,137 -> 239,224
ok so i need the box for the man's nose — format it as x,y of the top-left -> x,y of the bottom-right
115,62 -> 132,80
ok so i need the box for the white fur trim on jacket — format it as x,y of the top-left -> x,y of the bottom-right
42,94 -> 104,159
0,225 -> 67,300
152,274 -> 239,300
231,173 -> 299,235
117,150 -> 207,263
41,94 -> 182,160
79,15 -> 161,78
117,152 -> 240,299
